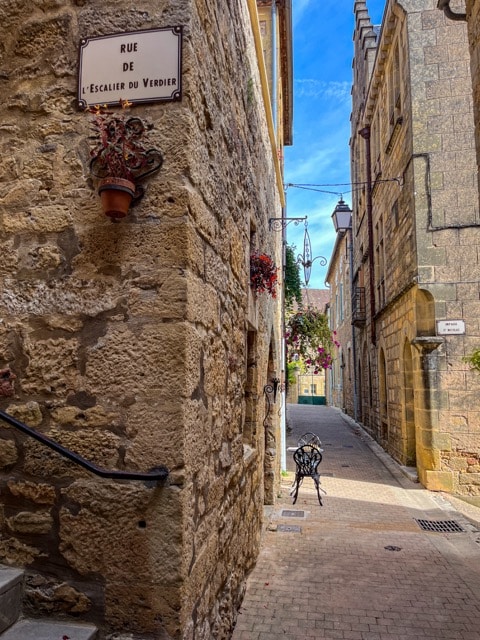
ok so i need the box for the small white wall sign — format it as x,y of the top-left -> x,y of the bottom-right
78,27 -> 182,108
436,320 -> 466,335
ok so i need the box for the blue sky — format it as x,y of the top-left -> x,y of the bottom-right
284,0 -> 385,290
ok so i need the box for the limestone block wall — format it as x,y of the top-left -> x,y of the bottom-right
350,0 -> 480,495
0,1 -> 283,638
406,2 -> 480,493
466,0 -> 480,186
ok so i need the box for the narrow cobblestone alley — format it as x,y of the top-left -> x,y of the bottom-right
232,405 -> 480,640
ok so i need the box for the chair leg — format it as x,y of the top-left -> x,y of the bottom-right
291,474 -> 302,504
313,476 -> 323,506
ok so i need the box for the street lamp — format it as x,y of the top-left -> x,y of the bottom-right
330,197 -> 358,423
331,198 -> 352,233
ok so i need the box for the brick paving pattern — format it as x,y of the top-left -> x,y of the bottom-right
231,405 -> 480,640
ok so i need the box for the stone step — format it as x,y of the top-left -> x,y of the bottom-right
0,566 -> 23,633
0,619 -> 97,640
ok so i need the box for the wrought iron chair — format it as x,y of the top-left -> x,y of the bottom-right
297,431 -> 322,449
290,444 -> 325,506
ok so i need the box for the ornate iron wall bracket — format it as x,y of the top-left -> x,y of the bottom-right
90,147 -> 163,207
263,378 -> 283,426
264,377 -> 281,403
269,216 -> 307,231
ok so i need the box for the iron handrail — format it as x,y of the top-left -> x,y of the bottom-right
0,408 -> 168,482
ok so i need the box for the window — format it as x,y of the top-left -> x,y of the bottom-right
244,330 -> 258,445
303,384 -> 317,395
389,42 -> 401,129
375,215 -> 386,308
391,199 -> 399,227
372,110 -> 381,179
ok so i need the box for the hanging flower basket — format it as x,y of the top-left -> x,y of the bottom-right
250,252 -> 278,298
87,100 -> 163,219
285,309 -> 340,372
98,177 -> 136,219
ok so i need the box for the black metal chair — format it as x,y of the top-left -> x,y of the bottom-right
290,444 -> 325,506
297,431 -> 322,449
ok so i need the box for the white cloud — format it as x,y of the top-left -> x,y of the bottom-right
286,146 -> 336,183
295,79 -> 351,102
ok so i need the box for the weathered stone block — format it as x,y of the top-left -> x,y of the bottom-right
0,537 -> 43,566
25,576 -> 92,615
6,402 -> 43,427
6,511 -> 53,534
50,405 -> 120,430
0,439 -> 18,469
423,470 -> 455,491
459,472 -> 480,485
7,480 -> 56,505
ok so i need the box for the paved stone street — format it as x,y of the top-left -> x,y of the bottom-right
232,405 -> 480,640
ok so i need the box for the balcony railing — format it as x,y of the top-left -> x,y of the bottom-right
352,287 -> 366,326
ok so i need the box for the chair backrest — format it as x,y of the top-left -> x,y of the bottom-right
297,432 -> 322,449
293,445 -> 323,476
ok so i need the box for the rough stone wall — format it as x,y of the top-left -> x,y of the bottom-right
466,0 -> 480,184
326,235 -> 355,416
351,0 -> 480,494
407,0 -> 480,493
0,1 -> 283,638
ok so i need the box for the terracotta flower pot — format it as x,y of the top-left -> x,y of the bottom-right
98,177 -> 136,219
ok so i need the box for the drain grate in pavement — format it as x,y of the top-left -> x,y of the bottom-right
343,445 -> 354,448
281,510 -> 305,518
277,524 -> 302,533
415,519 -> 465,533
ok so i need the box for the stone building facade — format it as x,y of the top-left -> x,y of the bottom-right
440,0 -> 480,201
329,0 -> 480,494
467,0 -> 480,180
0,1 -> 290,638
326,218 -> 357,418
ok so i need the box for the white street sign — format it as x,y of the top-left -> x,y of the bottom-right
78,27 -> 182,108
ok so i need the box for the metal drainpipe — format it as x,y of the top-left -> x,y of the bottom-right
271,1 -> 278,136
281,203 -> 287,473
347,229 -> 359,423
359,125 -> 376,345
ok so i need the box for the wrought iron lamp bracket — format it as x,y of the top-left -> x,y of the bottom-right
263,378 -> 284,427
295,221 -> 327,286
268,216 -> 307,231
264,377 -> 281,403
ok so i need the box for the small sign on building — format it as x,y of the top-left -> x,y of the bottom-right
436,319 -> 466,335
78,27 -> 182,108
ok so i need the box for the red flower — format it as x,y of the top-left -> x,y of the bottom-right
250,253 -> 278,298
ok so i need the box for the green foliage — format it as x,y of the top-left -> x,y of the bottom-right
464,348 -> 480,373
284,245 -> 303,312
285,309 -> 339,373
286,360 -> 299,385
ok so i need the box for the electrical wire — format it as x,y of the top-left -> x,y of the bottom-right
285,176 -> 403,195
